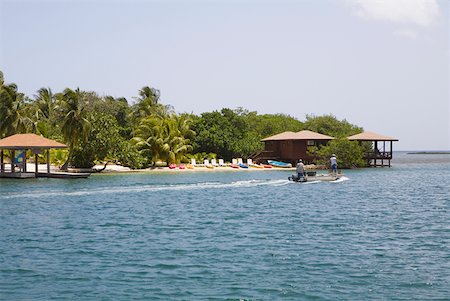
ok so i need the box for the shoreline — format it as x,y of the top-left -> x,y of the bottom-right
90,163 -> 327,173
1,163 -> 328,174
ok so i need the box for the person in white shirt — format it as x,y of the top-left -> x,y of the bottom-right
296,159 -> 305,179
330,154 -> 337,174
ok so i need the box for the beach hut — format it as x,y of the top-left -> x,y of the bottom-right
347,131 -> 398,167
257,130 -> 334,164
0,133 -> 87,178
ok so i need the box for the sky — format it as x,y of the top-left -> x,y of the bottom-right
0,0 -> 448,150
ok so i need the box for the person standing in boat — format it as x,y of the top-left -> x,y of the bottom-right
296,159 -> 305,180
330,154 -> 337,174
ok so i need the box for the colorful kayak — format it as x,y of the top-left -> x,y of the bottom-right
267,160 -> 292,168
169,163 -> 177,169
249,164 -> 264,168
186,164 -> 194,169
238,163 -> 249,169
179,164 -> 186,169
230,164 -> 240,169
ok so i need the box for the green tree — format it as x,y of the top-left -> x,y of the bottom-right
59,88 -> 91,169
31,87 -> 62,138
71,113 -> 124,168
304,114 -> 362,138
0,71 -> 32,137
132,113 -> 194,164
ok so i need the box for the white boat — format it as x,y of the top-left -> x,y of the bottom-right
288,171 -> 343,182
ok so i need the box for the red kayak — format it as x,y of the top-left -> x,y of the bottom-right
230,164 -> 240,169
179,164 -> 186,169
263,164 -> 272,168
169,164 -> 177,169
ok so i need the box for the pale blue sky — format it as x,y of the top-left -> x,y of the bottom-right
1,0 -> 448,150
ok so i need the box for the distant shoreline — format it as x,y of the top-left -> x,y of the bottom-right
407,151 -> 450,155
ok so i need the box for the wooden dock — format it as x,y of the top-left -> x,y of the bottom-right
0,172 -> 90,179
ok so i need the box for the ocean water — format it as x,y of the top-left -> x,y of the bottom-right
1,152 -> 449,300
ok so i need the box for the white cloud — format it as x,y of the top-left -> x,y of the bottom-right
346,0 -> 441,27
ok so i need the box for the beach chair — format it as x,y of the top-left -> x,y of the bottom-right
191,158 -> 197,166
232,158 -> 238,165
246,158 -> 253,165
237,158 -> 243,165
211,159 -> 218,167
204,159 -> 210,166
218,159 -> 225,166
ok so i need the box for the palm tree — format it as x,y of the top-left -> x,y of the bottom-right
32,87 -> 61,136
0,72 -> 32,137
132,114 -> 194,165
60,88 -> 91,169
130,86 -> 174,125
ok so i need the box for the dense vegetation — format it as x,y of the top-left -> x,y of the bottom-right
0,71 -> 366,168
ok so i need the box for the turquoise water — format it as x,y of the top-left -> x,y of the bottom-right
1,152 -> 449,300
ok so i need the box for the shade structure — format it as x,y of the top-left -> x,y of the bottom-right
347,131 -> 398,167
0,133 -> 67,177
262,130 -> 334,141
0,133 -> 67,150
347,131 -> 398,141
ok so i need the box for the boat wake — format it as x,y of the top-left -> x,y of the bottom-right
331,176 -> 350,183
1,179 -> 291,200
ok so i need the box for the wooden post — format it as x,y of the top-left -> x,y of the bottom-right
11,150 -> 15,173
23,150 -> 27,172
47,149 -> 51,174
0,150 -> 3,172
35,154 -> 39,176
390,141 -> 393,168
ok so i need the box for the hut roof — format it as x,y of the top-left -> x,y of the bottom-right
0,134 -> 67,149
347,131 -> 398,141
294,130 -> 334,140
261,131 -> 297,141
262,130 -> 334,141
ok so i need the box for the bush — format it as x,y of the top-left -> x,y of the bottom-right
310,138 -> 365,169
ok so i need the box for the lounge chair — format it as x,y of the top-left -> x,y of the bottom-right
232,158 -> 238,165
211,159 -> 218,167
218,159 -> 226,166
246,159 -> 253,165
191,158 -> 196,166
237,158 -> 243,165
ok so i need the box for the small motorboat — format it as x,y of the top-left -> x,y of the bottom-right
288,172 -> 343,183
268,160 -> 292,168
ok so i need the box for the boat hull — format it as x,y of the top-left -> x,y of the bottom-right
288,174 -> 343,182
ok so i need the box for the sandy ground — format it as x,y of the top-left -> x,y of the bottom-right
92,163 -> 325,173
1,162 -> 324,173
92,164 -> 295,173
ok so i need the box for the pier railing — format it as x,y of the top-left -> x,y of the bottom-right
364,151 -> 392,160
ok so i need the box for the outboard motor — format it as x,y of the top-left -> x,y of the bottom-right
288,174 -> 307,182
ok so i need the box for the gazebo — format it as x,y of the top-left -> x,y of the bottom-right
347,131 -> 398,167
0,133 -> 66,178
